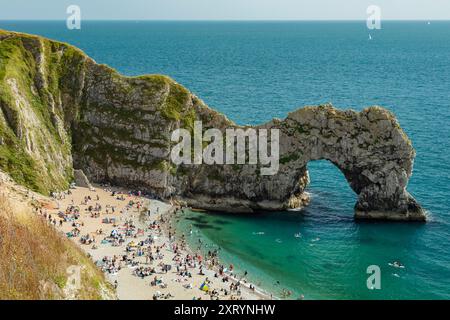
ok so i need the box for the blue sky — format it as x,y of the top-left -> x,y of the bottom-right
0,0 -> 449,20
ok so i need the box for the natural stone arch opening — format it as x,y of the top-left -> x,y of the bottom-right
261,105 -> 424,221
303,159 -> 357,211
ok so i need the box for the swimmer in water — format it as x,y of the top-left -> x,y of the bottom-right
389,261 -> 405,268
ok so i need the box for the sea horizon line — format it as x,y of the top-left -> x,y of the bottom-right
1,19 -> 449,22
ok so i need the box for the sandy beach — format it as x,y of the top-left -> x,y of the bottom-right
43,185 -> 271,300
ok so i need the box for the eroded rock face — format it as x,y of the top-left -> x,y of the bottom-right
169,106 -> 424,221
74,169 -> 92,189
276,106 -> 423,221
0,30 -> 425,221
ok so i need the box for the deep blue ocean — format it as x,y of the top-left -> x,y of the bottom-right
1,21 -> 449,299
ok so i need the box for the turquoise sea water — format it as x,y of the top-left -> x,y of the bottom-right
1,21 -> 449,299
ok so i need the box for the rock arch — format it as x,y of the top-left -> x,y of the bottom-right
273,105 -> 424,220
174,105 -> 425,221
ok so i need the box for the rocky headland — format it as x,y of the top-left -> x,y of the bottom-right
0,30 -> 425,221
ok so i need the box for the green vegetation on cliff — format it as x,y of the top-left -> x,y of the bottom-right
0,31 -> 74,193
0,30 -> 199,193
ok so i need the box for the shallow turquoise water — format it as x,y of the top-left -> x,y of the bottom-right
176,169 -> 447,299
1,21 -> 449,299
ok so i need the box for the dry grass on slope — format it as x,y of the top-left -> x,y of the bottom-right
0,195 -> 115,300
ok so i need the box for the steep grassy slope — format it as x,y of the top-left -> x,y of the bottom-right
0,29 -> 203,195
0,172 -> 115,299
0,31 -> 74,193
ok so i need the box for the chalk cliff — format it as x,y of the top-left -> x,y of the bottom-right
0,30 -> 425,221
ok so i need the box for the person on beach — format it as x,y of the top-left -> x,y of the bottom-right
41,185 -> 266,301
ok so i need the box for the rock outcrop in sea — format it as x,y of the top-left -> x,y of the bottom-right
0,30 -> 425,221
